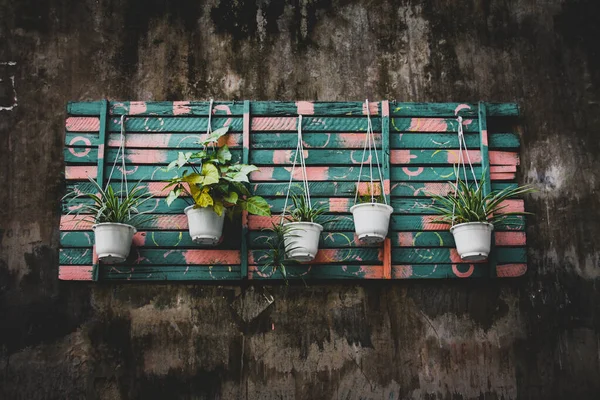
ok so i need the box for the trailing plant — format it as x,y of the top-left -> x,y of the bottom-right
428,173 -> 534,227
63,177 -> 155,227
163,126 -> 270,218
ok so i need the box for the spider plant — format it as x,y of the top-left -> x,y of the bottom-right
259,223 -> 302,282
63,177 -> 155,228
428,174 -> 534,227
285,193 -> 330,224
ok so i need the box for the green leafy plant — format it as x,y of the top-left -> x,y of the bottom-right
163,126 -> 271,218
357,182 -> 385,204
259,223 -> 302,281
63,177 -> 155,227
428,174 -> 534,227
285,192 -> 329,224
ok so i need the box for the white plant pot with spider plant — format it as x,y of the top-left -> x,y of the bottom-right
93,223 -> 137,263
450,222 -> 494,261
282,221 -> 323,262
185,205 -> 226,245
350,203 -> 394,244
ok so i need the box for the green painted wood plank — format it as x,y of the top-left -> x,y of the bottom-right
104,117 -> 243,133
245,214 -> 525,232
389,102 -> 518,117
392,231 -> 526,247
96,99 -> 109,191
61,230 -> 244,249
248,265 -> 384,280
241,100 -> 251,280
64,132 -> 519,151
392,247 -> 526,264
249,248 -> 382,265
64,148 -> 243,165
60,248 -> 241,265
392,264 -> 491,279
109,101 -> 245,116
103,117 -> 383,133
100,265 -> 241,281
390,118 -> 479,133
390,182 -> 516,197
250,101 -> 381,116
68,101 -> 103,116
247,231 -> 377,249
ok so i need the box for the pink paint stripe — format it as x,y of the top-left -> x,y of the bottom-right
495,232 -> 526,246
446,150 -> 482,164
59,266 -> 94,281
452,264 -> 475,277
481,129 -> 489,146
390,150 -> 417,164
66,117 -> 100,132
408,118 -> 448,132
120,149 -> 169,164
490,151 -> 520,166
248,216 -> 279,230
61,214 -> 190,231
490,165 -> 516,173
498,199 -> 524,213
129,101 -> 147,115
356,182 -> 382,196
362,102 -> 379,115
329,198 -> 350,212
252,117 -> 297,131
490,173 -> 516,180
391,265 -> 413,279
397,233 -> 414,247
65,166 -> 98,180
173,101 -> 191,115
296,101 -> 314,115
381,100 -> 390,118
183,250 -> 240,264
422,216 -> 451,231
496,263 -> 527,277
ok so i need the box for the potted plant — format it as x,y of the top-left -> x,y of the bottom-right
163,127 -> 271,245
350,182 -> 393,244
429,176 -> 533,261
63,178 -> 154,263
281,193 -> 329,262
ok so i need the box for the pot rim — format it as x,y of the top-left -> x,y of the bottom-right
450,221 -> 494,232
283,221 -> 324,232
350,203 -> 394,213
185,205 -> 220,214
92,222 -> 137,233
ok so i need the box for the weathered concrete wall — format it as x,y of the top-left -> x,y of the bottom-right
1,0 -> 599,398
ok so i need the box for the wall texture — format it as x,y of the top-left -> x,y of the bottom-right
1,0 -> 599,398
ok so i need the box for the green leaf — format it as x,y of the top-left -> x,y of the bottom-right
195,191 -> 214,208
213,200 -> 225,216
165,188 -> 182,206
181,173 -> 204,185
201,163 -> 220,186
217,145 -> 232,164
201,126 -> 230,146
244,196 -> 271,216
223,191 -> 238,205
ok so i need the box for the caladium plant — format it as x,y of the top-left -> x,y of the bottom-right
163,126 -> 271,217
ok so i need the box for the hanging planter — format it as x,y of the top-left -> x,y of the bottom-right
164,99 -> 270,245
63,116 -> 154,263
276,115 -> 328,263
350,99 -> 393,244
429,116 -> 534,261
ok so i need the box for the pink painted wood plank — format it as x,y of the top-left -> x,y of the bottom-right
180,250 -> 240,264
496,263 -> 527,277
66,117 -> 100,132
389,150 -> 519,165
250,167 -> 332,181
58,265 -> 94,280
495,232 -> 526,246
252,117 -> 297,131
65,166 -> 98,180
60,214 -> 189,231
490,165 -> 517,173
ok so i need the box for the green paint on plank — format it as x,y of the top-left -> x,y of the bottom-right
392,264 -> 491,279
101,265 -> 241,280
60,248 -> 240,265
250,101 -> 381,116
391,247 -> 526,264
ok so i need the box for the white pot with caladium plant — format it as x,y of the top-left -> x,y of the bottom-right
163,125 -> 270,245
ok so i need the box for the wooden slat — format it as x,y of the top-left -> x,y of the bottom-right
389,102 -> 518,117
392,247 -> 526,264
249,265 -> 384,279
110,101 -> 245,116
249,248 -> 382,264
392,263 -> 526,279
391,118 -> 479,133
393,231 -> 526,247
245,215 -> 525,232
60,248 -> 241,265
105,117 -> 243,133
64,148 -> 243,165
101,265 -> 241,281
390,182 -> 516,197
250,101 -> 380,116
58,265 -> 94,281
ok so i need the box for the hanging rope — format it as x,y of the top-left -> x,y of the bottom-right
280,115 -> 311,225
353,99 -> 388,205
105,115 -> 129,200
451,116 -> 481,226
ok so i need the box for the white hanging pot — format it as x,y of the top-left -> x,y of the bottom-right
93,222 -> 136,263
283,222 -> 323,262
350,203 -> 394,244
185,205 -> 225,245
450,222 -> 494,261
